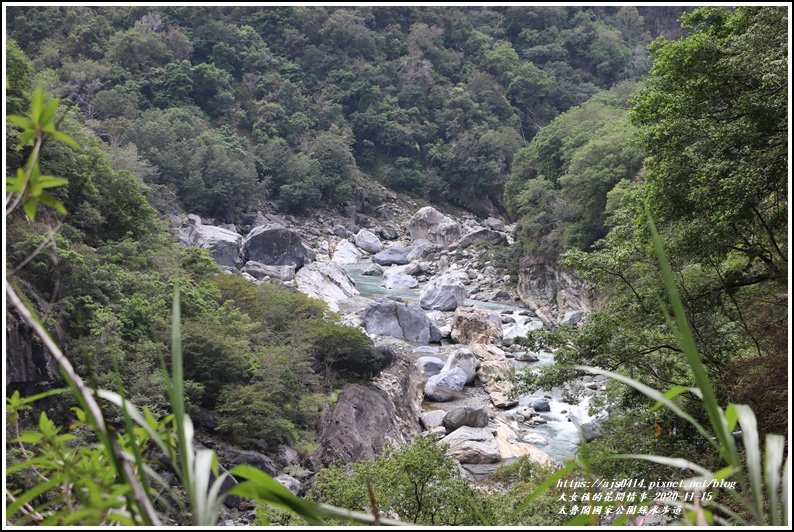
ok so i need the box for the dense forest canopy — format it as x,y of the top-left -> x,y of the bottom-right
7,5 -> 686,218
4,4 -> 789,528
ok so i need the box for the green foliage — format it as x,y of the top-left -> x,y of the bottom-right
7,6 -> 685,215
7,88 -> 80,221
506,85 -> 642,259
310,436 -> 489,525
6,40 -> 33,115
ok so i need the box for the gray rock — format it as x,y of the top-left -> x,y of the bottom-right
407,239 -> 437,262
275,474 -> 302,495
424,367 -> 468,402
439,426 -> 501,464
501,323 -> 529,347
363,299 -> 442,343
362,263 -> 384,276
442,406 -> 489,432
514,351 -> 539,362
241,261 -> 295,281
408,207 -> 463,247
381,269 -> 419,289
416,356 -> 445,378
331,239 -> 364,264
442,348 -> 478,384
372,247 -> 412,266
522,433 -> 549,446
561,310 -> 585,326
278,445 -> 299,467
420,410 -> 446,429
482,217 -> 505,231
451,307 -> 503,345
419,271 -> 468,311
354,229 -> 383,254
378,225 -> 399,240
180,216 -> 242,267
311,357 -> 424,467
413,346 -> 439,355
458,228 -> 509,248
222,447 -> 277,476
294,262 -> 359,312
242,224 -> 308,268
331,224 -> 353,238
532,398 -> 551,412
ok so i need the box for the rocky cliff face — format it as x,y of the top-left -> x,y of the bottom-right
310,354 -> 423,467
516,255 -> 590,327
6,310 -> 59,396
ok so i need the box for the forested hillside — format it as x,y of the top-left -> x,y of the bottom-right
7,6 -> 684,217
4,4 -> 789,528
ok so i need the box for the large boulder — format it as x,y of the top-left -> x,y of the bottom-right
419,272 -> 468,311
442,348 -> 478,384
532,398 -> 551,412
331,239 -> 364,264
451,307 -> 503,345
179,215 -> 242,267
363,299 -> 442,343
241,261 -> 295,281
458,228 -> 509,248
439,426 -> 500,464
406,239 -> 438,262
295,262 -> 359,312
416,356 -> 445,378
408,207 -> 463,247
372,247 -> 412,266
221,447 -> 277,476
381,268 -> 419,289
312,356 -> 423,467
421,410 -> 446,429
470,344 -> 518,408
275,474 -> 302,496
424,367 -> 468,402
354,229 -> 383,254
242,224 -> 309,268
442,406 -> 489,432
561,310 -> 585,326
517,256 -> 589,327
482,217 -> 505,231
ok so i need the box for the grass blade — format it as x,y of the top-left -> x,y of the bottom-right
645,205 -> 739,467
764,434 -> 784,526
574,366 -> 715,448
732,404 -> 762,520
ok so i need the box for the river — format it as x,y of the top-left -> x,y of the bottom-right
344,260 -> 593,464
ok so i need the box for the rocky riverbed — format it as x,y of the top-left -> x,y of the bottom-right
174,198 -> 603,501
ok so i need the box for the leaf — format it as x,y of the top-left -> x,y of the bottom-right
228,464 -> 325,525
39,99 -> 59,127
732,404 -> 762,520
514,460 -> 577,515
765,434 -> 784,526
573,366 -> 715,448
96,389 -> 169,456
6,476 -> 60,520
30,87 -> 44,124
600,453 -> 712,476
22,196 -> 39,221
50,130 -> 81,150
7,115 -> 35,131
650,385 -> 702,413
646,205 -> 739,467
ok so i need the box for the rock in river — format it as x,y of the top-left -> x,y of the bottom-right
242,224 -> 309,268
439,426 -> 501,464
354,228 -> 383,254
363,298 -> 442,344
372,247 -> 412,266
295,261 -> 359,312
